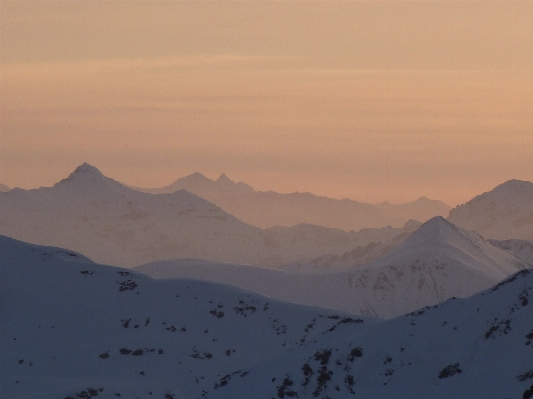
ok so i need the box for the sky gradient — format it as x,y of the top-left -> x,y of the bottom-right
1,1 -> 532,206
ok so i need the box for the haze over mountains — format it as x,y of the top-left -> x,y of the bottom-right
137,217 -> 530,318
0,163 -> 424,268
2,235 -> 532,399
2,163 -> 533,398
129,172 -> 451,231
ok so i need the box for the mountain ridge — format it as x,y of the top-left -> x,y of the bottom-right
0,163 -> 418,268
448,178 -> 533,240
2,235 -> 532,399
127,171 -> 450,231
136,216 -> 530,318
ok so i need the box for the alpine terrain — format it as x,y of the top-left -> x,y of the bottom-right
136,217 -> 531,318
128,172 -> 450,231
1,235 -> 532,399
0,163 -> 415,268
448,179 -> 533,241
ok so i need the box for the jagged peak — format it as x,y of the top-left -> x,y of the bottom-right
217,173 -> 232,183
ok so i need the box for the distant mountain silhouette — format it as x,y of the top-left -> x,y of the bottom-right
0,163 -> 416,268
128,173 -> 450,231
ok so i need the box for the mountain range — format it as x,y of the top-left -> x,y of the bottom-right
136,217 -> 531,318
0,163 -> 417,268
128,172 -> 451,231
2,234 -> 532,399
1,163 -> 531,278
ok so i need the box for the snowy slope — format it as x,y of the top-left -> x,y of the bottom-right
0,163 -> 397,268
448,179 -> 533,240
203,268 -> 533,399
0,163 -> 265,267
280,220 -> 422,273
136,217 -> 530,318
129,172 -> 450,230
0,235 -> 368,399
3,235 -> 531,399
341,216 -> 528,317
489,239 -> 533,266
263,221 -> 421,267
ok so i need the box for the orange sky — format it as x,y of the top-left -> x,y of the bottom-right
1,1 -> 532,206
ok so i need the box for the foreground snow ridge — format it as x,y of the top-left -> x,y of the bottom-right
1,235 -> 532,399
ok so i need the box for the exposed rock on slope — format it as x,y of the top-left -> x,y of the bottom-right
3,235 -> 532,399
0,235 -> 365,399
204,268 -> 533,399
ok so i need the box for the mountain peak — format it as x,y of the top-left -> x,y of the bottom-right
422,215 -> 448,227
177,172 -> 211,185
188,172 -> 207,180
217,173 -> 231,183
401,216 -> 464,247
72,162 -> 103,176
56,163 -> 112,188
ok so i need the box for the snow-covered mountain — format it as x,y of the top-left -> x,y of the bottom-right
0,235 -> 367,399
137,217 -> 530,318
129,172 -> 450,231
2,235 -> 532,399
0,183 -> 10,192
489,238 -> 533,266
0,163 -> 264,267
0,163 -> 413,268
448,179 -> 533,240
280,219 -> 422,273
203,268 -> 533,399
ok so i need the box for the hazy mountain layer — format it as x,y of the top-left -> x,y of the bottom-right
0,163 -> 416,268
136,217 -> 530,318
280,220 -> 422,273
129,172 -> 450,230
0,183 -> 10,192
448,179 -> 533,240
2,235 -> 532,399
